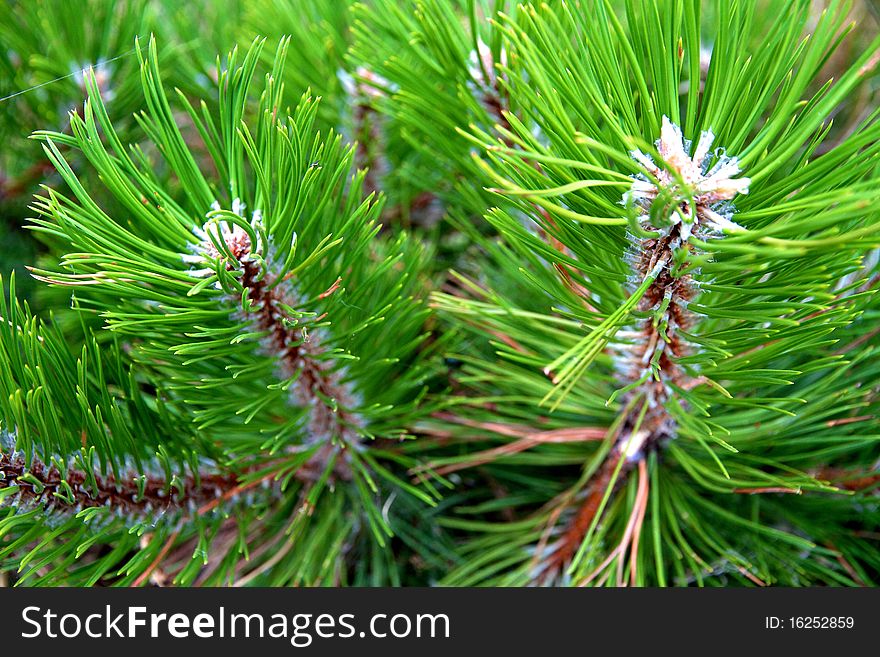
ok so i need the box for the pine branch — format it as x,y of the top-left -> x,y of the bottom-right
0,436 -> 239,519
429,0 -> 880,587
0,34 -> 442,586
1,0 -> 878,589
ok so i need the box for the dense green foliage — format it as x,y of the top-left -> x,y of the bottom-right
1,0 -> 878,587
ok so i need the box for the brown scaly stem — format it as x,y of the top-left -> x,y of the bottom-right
201,211 -> 363,482
0,449 -> 239,516
240,258 -> 360,462
532,117 -> 751,585
535,221 -> 693,583
0,441 -> 326,524
614,219 -> 697,441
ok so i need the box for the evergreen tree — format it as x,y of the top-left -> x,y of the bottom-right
1,36 -> 442,586
0,0 -> 878,587
429,0 -> 880,586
